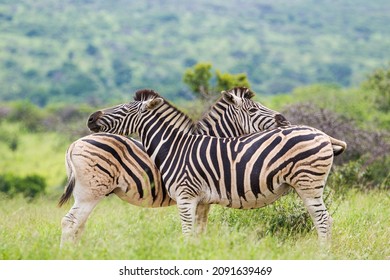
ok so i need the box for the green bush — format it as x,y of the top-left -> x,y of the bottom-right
269,84 -> 390,131
183,62 -> 251,103
210,188 -> 335,240
20,175 -> 47,198
0,125 -> 19,151
7,101 -> 44,132
363,157 -> 390,189
327,158 -> 389,196
362,64 -> 390,112
281,102 -> 390,166
0,173 -> 46,199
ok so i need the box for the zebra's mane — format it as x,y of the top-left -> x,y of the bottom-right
134,88 -> 196,128
134,89 -> 160,101
229,86 -> 255,99
203,87 -> 255,115
193,87 -> 255,133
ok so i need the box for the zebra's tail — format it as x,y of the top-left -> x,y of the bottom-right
58,145 -> 76,207
330,136 -> 347,156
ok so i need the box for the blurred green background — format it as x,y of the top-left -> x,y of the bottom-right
0,0 -> 389,259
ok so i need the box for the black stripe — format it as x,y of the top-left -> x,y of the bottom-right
289,169 -> 326,181
219,140 -> 232,205
191,137 -> 207,181
281,126 -> 312,136
95,163 -> 114,180
247,136 -> 282,196
209,138 -> 221,198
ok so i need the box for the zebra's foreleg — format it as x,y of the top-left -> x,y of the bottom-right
195,203 -> 211,235
175,195 -> 200,237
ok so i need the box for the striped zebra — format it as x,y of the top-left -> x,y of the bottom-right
59,87 -> 289,246
87,89 -> 346,242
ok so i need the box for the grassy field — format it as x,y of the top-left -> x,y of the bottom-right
0,189 -> 389,260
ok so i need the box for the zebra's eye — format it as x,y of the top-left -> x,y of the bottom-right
249,108 -> 258,113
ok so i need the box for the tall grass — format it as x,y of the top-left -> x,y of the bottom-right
0,189 -> 389,260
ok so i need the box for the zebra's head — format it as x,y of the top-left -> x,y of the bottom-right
194,87 -> 290,136
88,89 -> 166,135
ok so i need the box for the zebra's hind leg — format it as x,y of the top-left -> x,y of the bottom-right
195,203 -> 211,235
295,187 -> 333,244
60,199 -> 100,248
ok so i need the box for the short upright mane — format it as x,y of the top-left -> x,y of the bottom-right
192,86 -> 254,133
232,87 -> 255,99
135,88 -> 195,129
134,89 -> 161,101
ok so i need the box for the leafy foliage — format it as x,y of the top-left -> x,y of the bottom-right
362,64 -> 390,112
281,103 -> 390,166
1,0 -> 390,105
327,159 -> 389,198
183,62 -> 250,102
0,101 -> 92,138
183,62 -> 213,99
0,173 -> 46,199
215,70 -> 250,93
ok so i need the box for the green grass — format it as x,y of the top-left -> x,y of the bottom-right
0,190 -> 389,260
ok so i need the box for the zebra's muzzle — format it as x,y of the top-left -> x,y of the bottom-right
275,114 -> 290,127
87,111 -> 103,132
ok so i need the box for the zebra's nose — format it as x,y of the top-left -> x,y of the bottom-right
87,111 -> 103,132
275,114 -> 290,126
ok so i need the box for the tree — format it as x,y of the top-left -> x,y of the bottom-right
215,71 -> 250,93
183,62 -> 213,99
183,62 -> 251,102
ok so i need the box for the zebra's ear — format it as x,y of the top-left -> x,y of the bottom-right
145,97 -> 164,110
222,90 -> 242,106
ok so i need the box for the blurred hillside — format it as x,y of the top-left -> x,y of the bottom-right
1,0 -> 390,105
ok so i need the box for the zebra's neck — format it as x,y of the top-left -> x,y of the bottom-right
194,98 -> 243,137
140,103 -> 195,168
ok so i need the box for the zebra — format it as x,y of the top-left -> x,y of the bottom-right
87,89 -> 347,242
58,87 -> 290,246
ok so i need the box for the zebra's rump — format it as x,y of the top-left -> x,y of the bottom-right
68,133 -> 173,207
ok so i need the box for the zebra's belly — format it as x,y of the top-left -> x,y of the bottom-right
116,175 -> 175,208
210,183 -> 290,209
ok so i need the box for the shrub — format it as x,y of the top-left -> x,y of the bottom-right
364,157 -> 390,189
327,157 -> 390,198
7,101 -> 44,132
211,188 -> 336,241
0,173 -> 46,199
0,127 -> 19,151
362,64 -> 390,112
19,175 -> 47,198
42,104 -> 91,139
282,103 -> 390,166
